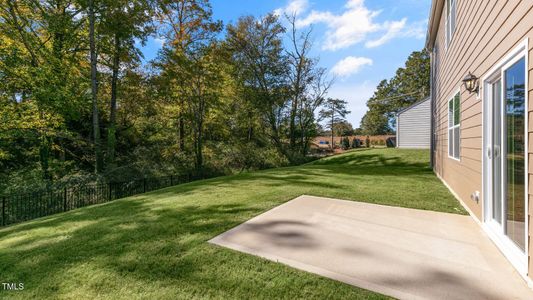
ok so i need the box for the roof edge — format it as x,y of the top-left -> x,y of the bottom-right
425,0 -> 445,50
396,97 -> 430,116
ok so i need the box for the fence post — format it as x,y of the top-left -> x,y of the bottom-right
63,187 -> 67,212
170,175 -> 174,186
2,197 -> 5,226
143,178 -> 146,193
108,182 -> 112,200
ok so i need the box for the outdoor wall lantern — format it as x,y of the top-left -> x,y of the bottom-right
462,72 -> 479,94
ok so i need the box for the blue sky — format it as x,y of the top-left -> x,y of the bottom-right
141,0 -> 430,127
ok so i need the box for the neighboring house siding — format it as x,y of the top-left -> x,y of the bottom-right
431,0 -> 533,277
397,98 -> 430,149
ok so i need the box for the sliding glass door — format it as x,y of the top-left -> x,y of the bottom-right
483,46 -> 528,273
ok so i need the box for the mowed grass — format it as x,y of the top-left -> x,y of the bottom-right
0,148 -> 465,299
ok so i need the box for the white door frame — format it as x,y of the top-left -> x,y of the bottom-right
481,38 -> 529,277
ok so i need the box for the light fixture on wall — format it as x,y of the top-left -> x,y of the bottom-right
462,72 -> 479,94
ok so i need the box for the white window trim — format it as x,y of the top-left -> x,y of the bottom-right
445,0 -> 457,50
447,89 -> 461,161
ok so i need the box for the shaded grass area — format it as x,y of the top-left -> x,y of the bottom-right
0,149 -> 465,299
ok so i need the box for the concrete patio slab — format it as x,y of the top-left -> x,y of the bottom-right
209,195 -> 533,300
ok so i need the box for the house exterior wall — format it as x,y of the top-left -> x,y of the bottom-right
429,0 -> 533,279
397,98 -> 431,149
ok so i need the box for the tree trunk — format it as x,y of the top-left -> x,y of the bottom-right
39,131 -> 50,181
302,135 -> 310,156
300,121 -> 308,156
289,97 -> 298,150
195,126 -> 203,173
179,113 -> 185,151
268,112 -> 287,158
330,111 -> 334,150
107,32 -> 120,166
195,93 -> 206,173
299,102 -> 307,155
247,110 -> 253,141
89,0 -> 103,173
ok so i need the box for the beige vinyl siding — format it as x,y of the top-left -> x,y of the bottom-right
397,99 -> 430,149
431,0 -> 533,277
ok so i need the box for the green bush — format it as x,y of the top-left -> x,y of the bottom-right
342,137 -> 350,150
386,137 -> 396,148
351,138 -> 361,148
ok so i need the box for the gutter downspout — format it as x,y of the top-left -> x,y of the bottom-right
396,114 -> 400,148
429,48 -> 435,169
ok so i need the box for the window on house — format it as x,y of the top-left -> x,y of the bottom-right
448,92 -> 460,160
446,0 -> 456,47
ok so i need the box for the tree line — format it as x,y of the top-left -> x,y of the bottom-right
358,50 -> 430,135
0,0 -> 337,193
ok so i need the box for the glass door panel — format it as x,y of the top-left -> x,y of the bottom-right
504,57 -> 526,251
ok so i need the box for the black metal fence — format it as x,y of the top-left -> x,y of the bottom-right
0,174 -> 201,227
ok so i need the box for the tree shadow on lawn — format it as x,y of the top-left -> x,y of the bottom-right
0,197 -> 280,297
168,151 -> 430,197
145,168 -> 344,200
311,151 -> 429,168
1,195 -> 390,299
0,167 -> 337,242
143,149 -> 431,202
1,195 -> 391,299
304,156 -> 433,179
0,167 -> 335,238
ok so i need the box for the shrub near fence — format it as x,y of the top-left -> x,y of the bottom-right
313,135 -> 395,148
0,174 -> 204,227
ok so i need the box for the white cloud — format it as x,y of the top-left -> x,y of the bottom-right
297,0 -> 380,51
331,56 -> 373,77
295,11 -> 333,27
295,0 -> 425,51
403,19 -> 428,39
274,0 -> 309,17
365,19 -> 406,48
365,18 -> 427,48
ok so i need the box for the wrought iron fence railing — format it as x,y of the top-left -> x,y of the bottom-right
0,173 -> 205,227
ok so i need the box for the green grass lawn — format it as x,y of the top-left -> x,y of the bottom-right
0,148 -> 465,299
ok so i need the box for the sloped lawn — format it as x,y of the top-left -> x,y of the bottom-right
0,148 -> 465,299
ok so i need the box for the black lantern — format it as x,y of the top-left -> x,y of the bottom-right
462,72 -> 479,94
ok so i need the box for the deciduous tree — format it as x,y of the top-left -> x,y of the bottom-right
360,50 -> 429,134
319,98 -> 350,148
226,14 -> 289,156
